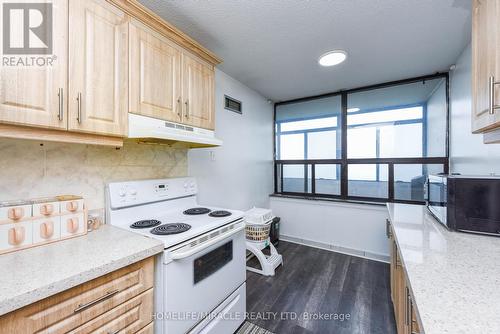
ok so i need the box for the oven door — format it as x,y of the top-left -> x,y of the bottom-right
426,175 -> 448,226
163,220 -> 246,334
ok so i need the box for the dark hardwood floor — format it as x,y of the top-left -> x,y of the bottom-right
246,241 -> 397,334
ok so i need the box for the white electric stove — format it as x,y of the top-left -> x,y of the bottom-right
106,177 -> 246,334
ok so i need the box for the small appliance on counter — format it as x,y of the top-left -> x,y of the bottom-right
244,207 -> 283,276
0,195 -> 87,255
426,174 -> 500,236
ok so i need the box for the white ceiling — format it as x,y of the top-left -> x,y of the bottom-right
139,0 -> 471,102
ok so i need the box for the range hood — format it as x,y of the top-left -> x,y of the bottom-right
128,113 -> 222,148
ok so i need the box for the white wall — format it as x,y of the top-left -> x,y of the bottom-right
188,69 -> 274,211
426,79 -> 447,157
450,43 -> 500,174
270,197 -> 389,261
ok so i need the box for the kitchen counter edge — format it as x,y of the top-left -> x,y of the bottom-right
0,224 -> 164,316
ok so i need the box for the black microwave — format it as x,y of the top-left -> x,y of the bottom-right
426,174 -> 500,236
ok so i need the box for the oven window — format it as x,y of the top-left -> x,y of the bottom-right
194,241 -> 233,284
429,181 -> 447,206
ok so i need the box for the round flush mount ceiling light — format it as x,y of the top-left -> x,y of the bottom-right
318,50 -> 347,67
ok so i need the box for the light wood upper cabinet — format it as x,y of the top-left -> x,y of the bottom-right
472,0 -> 500,133
182,53 -> 215,130
129,20 -> 182,123
0,0 -> 220,145
130,20 -> 215,130
68,0 -> 128,137
0,0 -> 67,130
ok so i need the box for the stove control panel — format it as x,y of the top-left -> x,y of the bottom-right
155,183 -> 169,194
107,177 -> 197,209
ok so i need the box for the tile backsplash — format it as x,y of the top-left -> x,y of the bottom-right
0,139 -> 188,209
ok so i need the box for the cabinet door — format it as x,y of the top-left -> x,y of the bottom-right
129,21 -> 182,123
387,220 -> 395,302
0,0 -> 67,129
472,0 -> 500,132
394,249 -> 406,334
390,238 -> 396,302
182,53 -> 215,130
68,0 -> 128,136
410,296 -> 421,334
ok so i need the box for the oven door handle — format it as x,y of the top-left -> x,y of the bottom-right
171,224 -> 245,260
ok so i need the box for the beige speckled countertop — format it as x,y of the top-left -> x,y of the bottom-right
0,225 -> 164,316
387,203 -> 500,334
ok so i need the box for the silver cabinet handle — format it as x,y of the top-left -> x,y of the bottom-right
395,244 -> 401,267
489,76 -> 500,115
405,287 -> 410,327
386,219 -> 392,239
57,88 -> 64,121
76,92 -> 82,123
74,289 -> 119,313
410,299 -> 419,334
185,99 -> 189,119
177,97 -> 182,118
405,287 -> 410,326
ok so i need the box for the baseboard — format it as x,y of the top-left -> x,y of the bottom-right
280,235 -> 390,263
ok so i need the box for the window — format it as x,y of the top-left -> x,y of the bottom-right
274,75 -> 449,203
347,106 -> 424,158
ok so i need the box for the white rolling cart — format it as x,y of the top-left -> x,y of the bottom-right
244,207 -> 283,276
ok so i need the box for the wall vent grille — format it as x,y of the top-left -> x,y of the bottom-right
224,95 -> 242,114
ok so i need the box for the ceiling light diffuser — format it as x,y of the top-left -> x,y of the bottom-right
318,50 -> 347,67
347,107 -> 360,113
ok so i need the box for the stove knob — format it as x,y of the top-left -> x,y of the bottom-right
118,189 -> 126,197
129,188 -> 137,196
183,182 -> 188,189
190,182 -> 195,189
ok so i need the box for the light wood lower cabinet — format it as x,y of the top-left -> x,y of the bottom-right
135,322 -> 154,334
388,219 -> 421,334
0,257 -> 155,334
69,289 -> 153,334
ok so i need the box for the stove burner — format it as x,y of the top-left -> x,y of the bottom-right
209,210 -> 232,218
151,223 -> 191,235
130,219 -> 162,229
183,207 -> 211,215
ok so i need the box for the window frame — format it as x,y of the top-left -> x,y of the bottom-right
273,73 -> 449,205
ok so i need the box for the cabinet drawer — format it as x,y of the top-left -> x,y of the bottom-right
136,322 -> 154,334
32,201 -> 60,217
0,221 -> 33,254
60,199 -> 85,214
69,289 -> 153,334
0,257 -> 154,333
32,217 -> 61,244
0,204 -> 32,222
60,212 -> 86,238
